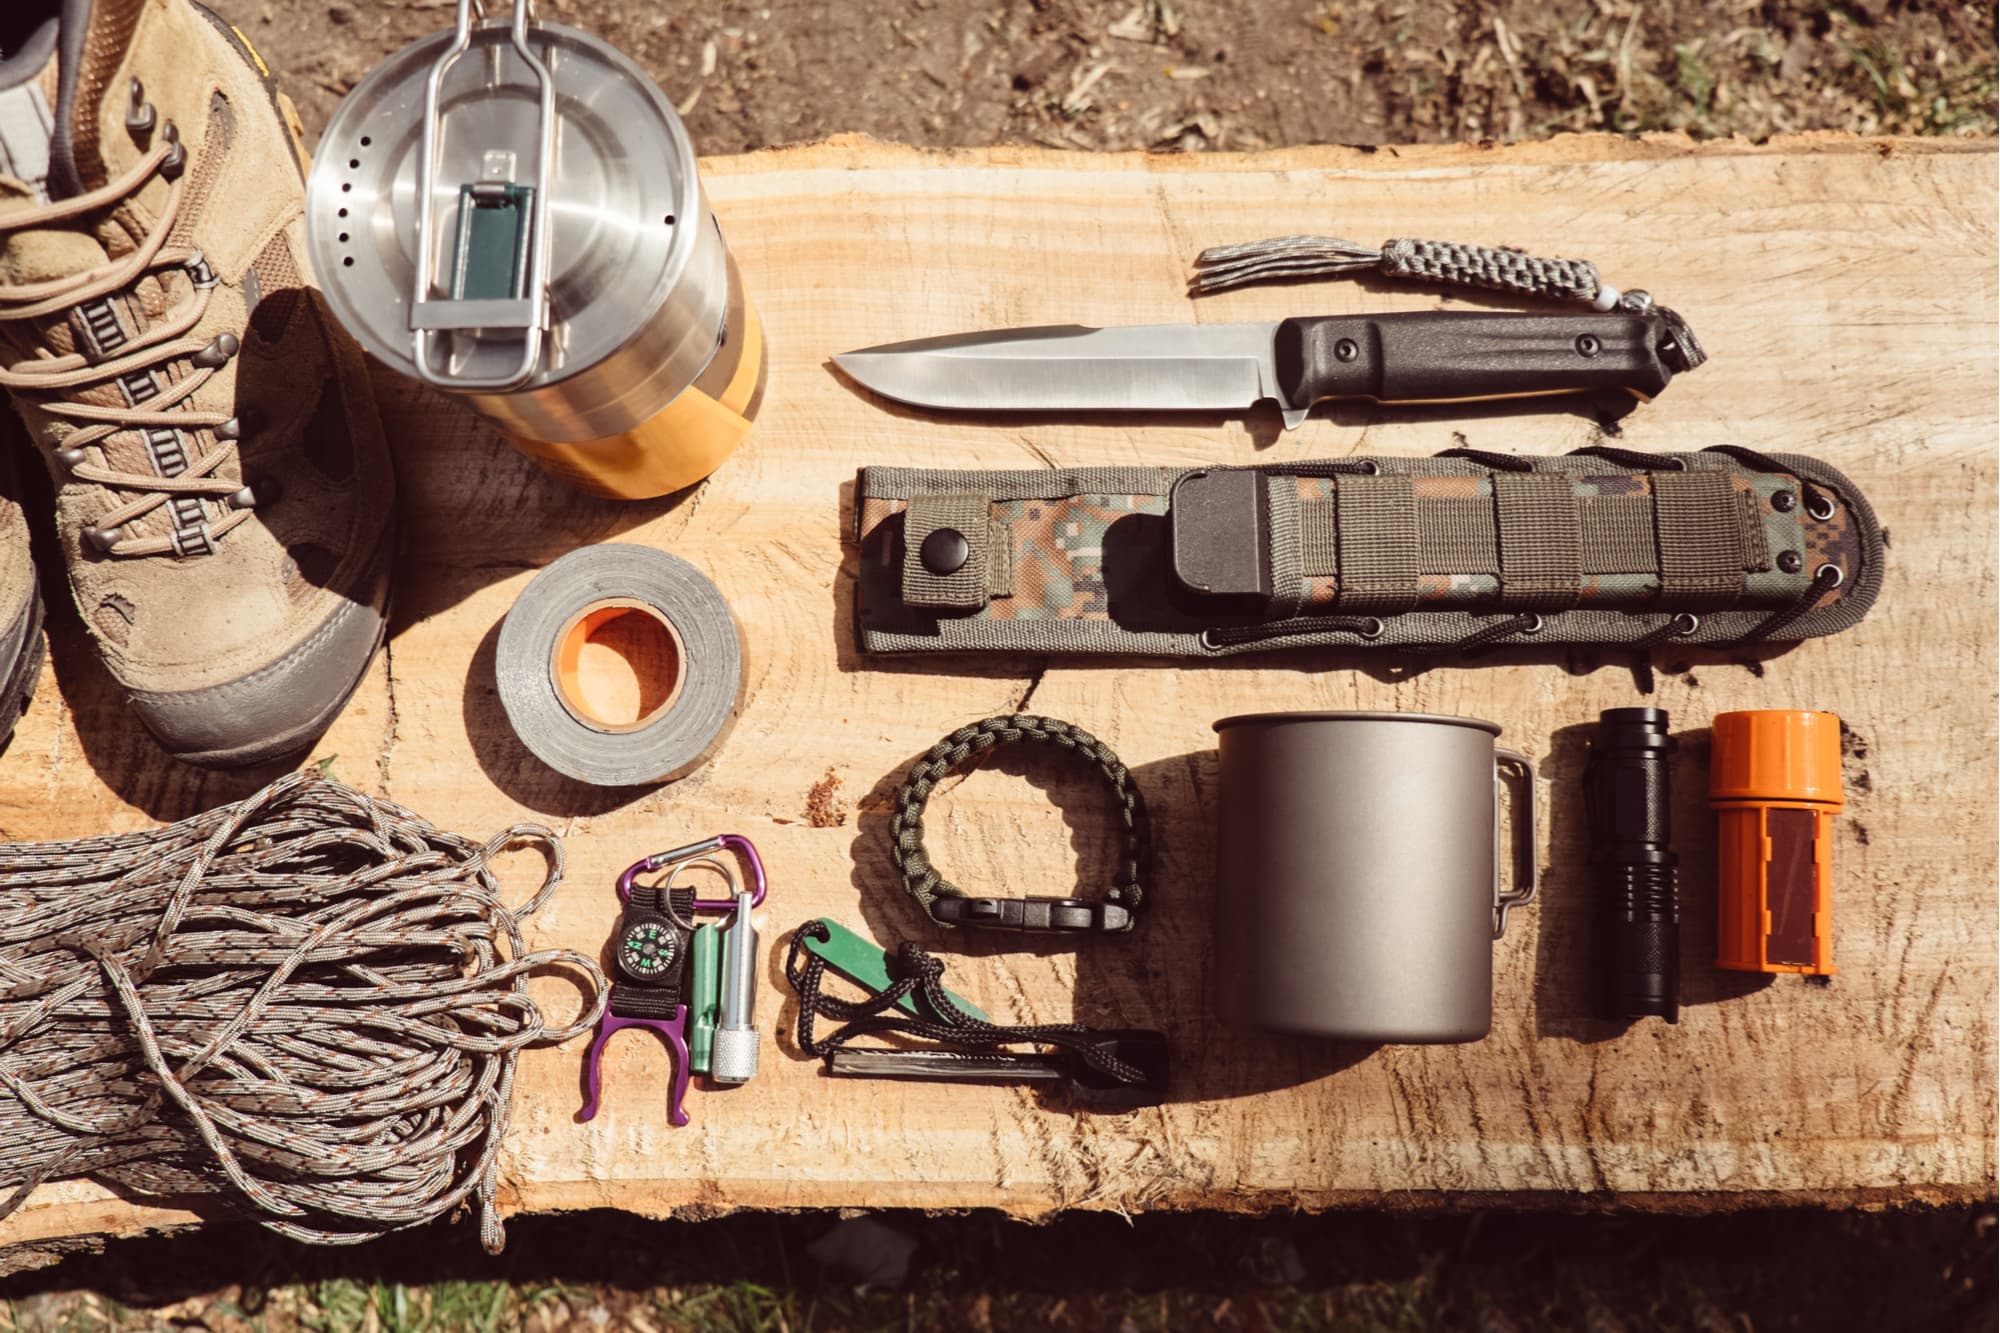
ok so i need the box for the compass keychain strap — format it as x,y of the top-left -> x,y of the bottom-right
610,884 -> 697,1020
1187,234 -> 1704,373
852,448 -> 1881,656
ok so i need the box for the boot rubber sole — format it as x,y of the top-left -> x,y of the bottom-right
0,590 -> 47,755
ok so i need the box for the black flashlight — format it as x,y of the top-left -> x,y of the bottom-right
1586,707 -> 1679,1023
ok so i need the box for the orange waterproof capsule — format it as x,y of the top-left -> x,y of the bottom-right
1709,710 -> 1843,975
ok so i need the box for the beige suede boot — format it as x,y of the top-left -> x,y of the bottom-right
0,0 -> 393,767
0,446 -> 46,750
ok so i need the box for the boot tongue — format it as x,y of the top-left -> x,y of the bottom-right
0,177 -> 110,286
49,0 -> 140,199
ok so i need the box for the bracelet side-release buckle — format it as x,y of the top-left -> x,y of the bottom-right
930,895 -> 1134,933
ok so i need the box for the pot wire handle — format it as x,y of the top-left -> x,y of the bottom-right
409,0 -> 557,391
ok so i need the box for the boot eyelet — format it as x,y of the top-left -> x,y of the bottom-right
85,525 -> 122,553
192,332 -> 240,368
126,79 -> 156,140
230,478 -> 281,510
56,446 -> 88,472
215,408 -> 266,442
160,121 -> 185,181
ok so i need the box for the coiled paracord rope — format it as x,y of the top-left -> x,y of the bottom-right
0,774 -> 608,1251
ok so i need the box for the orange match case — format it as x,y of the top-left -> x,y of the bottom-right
1709,711 -> 1843,975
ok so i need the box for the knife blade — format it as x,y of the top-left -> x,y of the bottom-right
833,309 -> 1692,428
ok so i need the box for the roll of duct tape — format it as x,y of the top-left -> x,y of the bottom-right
497,546 -> 741,786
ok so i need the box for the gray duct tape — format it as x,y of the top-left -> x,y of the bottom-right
496,545 -> 742,786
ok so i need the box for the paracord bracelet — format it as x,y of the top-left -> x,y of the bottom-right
890,714 -> 1147,935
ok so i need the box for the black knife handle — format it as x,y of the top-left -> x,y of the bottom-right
1273,310 -> 1678,411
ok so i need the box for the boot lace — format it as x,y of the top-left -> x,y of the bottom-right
0,131 -> 256,559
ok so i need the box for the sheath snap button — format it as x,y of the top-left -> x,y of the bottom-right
920,527 -> 970,576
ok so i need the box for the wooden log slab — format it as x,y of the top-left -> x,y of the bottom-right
2,133 -> 1994,1255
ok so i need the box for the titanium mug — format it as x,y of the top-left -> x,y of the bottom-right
1212,711 -> 1537,1044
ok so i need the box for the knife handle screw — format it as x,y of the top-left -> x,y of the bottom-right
1334,338 -> 1360,363
1575,333 -> 1603,358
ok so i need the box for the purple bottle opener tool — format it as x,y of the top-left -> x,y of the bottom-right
580,837 -> 767,1127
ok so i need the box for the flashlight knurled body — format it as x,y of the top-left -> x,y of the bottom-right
1587,707 -> 1680,1023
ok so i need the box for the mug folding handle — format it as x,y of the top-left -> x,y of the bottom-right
1491,747 -> 1538,938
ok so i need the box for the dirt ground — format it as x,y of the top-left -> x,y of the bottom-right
225,0 -> 1998,154
4,1206 -> 1996,1333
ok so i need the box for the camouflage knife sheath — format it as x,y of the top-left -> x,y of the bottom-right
852,448 -> 1882,656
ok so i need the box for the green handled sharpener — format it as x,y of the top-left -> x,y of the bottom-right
801,918 -> 987,1022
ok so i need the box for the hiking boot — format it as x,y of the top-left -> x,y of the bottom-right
0,448 -> 46,750
0,0 -> 393,767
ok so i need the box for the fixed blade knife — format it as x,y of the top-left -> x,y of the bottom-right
833,309 -> 1697,428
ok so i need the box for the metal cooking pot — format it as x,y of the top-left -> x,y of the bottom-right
304,0 -> 763,498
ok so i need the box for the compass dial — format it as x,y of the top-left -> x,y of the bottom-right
618,917 -> 680,981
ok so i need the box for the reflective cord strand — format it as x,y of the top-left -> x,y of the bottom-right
1743,564 -> 1845,643
1703,444 -> 1833,518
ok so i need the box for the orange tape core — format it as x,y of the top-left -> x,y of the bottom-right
550,599 -> 685,734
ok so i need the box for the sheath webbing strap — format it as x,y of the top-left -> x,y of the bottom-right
1653,470 -> 1748,605
1300,483 -> 1685,583
1580,495 -> 1658,572
1737,489 -> 1773,573
1333,475 -> 1420,613
891,714 -> 1147,930
1265,476 -> 1304,616
902,491 -> 990,610
1494,472 -> 1582,610
1300,500 -> 1341,578
1420,495 -> 1498,573
986,519 -> 1015,597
